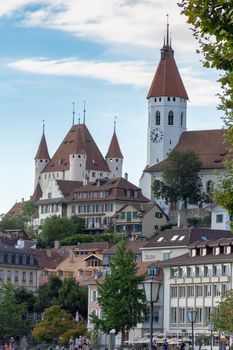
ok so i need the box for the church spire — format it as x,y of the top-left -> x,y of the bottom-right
106,119 -> 123,159
35,122 -> 50,160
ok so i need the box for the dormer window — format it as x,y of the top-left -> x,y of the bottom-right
224,246 -> 231,254
168,111 -> 174,125
213,247 -> 220,255
191,249 -> 196,257
200,248 -> 207,256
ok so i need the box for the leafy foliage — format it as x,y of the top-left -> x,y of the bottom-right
60,233 -> 126,246
0,284 -> 29,341
91,241 -> 147,343
0,215 -> 25,231
152,149 -> 203,207
34,275 -> 62,313
32,305 -> 78,343
58,277 -> 88,318
211,290 -> 233,333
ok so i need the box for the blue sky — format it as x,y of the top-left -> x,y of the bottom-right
0,0 -> 223,214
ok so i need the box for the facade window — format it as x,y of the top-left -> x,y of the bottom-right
159,97 -> 161,102
167,97 -> 170,101
71,205 -> 76,214
187,266 -> 195,277
155,212 -> 163,218
48,192 -> 52,199
179,286 -> 186,298
7,271 -> 11,281
15,271 -> 19,282
171,286 -> 178,298
222,283 -> 231,296
204,307 -> 212,323
23,255 -> 26,265
223,264 -> 230,275
0,252 -> 4,263
205,265 -> 212,277
213,284 -> 221,297
224,246 -> 231,255
178,308 -> 185,323
91,290 -> 97,302
29,272 -> 33,283
22,272 -> 26,283
196,285 -> 203,297
216,214 -> 223,223
163,251 -> 171,260
168,111 -> 174,125
170,308 -> 177,324
187,285 -> 194,297
156,111 -> 160,125
154,98 -> 157,102
213,264 -> 221,276
171,267 -> 179,278
196,308 -> 203,323
7,253 -> 12,264
205,284 -> 212,297
133,211 -> 138,219
206,180 -> 213,193
173,97 -> 176,101
181,112 -> 183,126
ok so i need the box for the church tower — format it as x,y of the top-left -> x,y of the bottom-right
34,124 -> 50,189
147,23 -> 188,167
106,121 -> 123,178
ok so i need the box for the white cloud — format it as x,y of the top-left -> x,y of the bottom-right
0,0 -> 197,52
8,57 -> 219,107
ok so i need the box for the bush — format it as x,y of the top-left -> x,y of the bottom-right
59,323 -> 87,345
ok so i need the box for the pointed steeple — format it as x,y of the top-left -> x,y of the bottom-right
106,128 -> 123,159
35,122 -> 50,160
147,22 -> 188,100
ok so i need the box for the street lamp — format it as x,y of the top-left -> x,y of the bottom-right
144,278 -> 160,350
208,323 -> 215,350
187,309 -> 197,350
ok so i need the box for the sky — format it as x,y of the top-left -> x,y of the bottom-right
0,0 -> 224,214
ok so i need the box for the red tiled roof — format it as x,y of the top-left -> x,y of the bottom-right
31,183 -> 42,202
146,129 -> 228,172
35,133 -> 50,160
43,124 -> 110,173
106,132 -> 123,158
7,201 -> 26,217
56,180 -> 82,197
147,45 -> 188,100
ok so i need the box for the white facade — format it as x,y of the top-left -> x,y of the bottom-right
211,204 -> 231,231
106,157 -> 123,178
147,96 -> 187,166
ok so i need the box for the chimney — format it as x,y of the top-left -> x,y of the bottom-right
124,172 -> 128,181
69,248 -> 74,263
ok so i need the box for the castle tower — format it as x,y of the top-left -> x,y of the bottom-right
147,24 -> 189,166
69,125 -> 87,181
34,125 -> 50,189
106,124 -> 123,178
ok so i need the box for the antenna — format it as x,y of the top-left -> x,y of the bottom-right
72,102 -> 75,125
114,116 -> 116,132
166,14 -> 169,46
83,100 -> 86,124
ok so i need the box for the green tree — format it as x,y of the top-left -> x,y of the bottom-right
152,149 -> 203,208
0,215 -> 25,231
70,215 -> 85,234
39,216 -> 74,246
15,287 -> 36,313
58,277 -> 88,318
178,1 -> 233,220
32,305 -> 77,343
0,283 -> 29,341
211,290 -> 233,333
34,275 -> 62,312
91,241 -> 147,344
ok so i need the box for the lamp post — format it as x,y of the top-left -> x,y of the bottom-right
187,309 -> 197,350
144,278 -> 160,350
208,323 -> 215,350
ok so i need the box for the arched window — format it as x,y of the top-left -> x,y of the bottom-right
181,112 -> 184,126
168,111 -> 174,125
156,111 -> 160,125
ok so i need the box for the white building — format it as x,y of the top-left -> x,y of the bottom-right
209,203 -> 232,231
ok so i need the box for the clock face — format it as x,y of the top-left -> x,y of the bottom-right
150,128 -> 163,143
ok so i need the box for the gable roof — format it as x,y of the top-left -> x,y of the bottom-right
106,132 -> 123,158
43,123 -> 110,173
146,129 -> 227,172
143,228 -> 233,248
56,180 -> 82,197
147,45 -> 188,100
35,133 -> 50,160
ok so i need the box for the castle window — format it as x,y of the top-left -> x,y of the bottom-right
181,112 -> 184,126
168,111 -> 174,125
116,159 -> 118,162
167,97 -> 170,101
154,98 -> 157,102
156,111 -> 160,125
173,97 -> 176,101
159,97 -> 161,102
206,180 -> 213,193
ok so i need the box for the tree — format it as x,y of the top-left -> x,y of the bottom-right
58,277 -> 88,318
178,1 -> 233,219
211,290 -> 233,333
152,149 -> 203,207
0,215 -> 25,231
14,287 -> 36,313
91,241 -> 147,344
39,216 -> 74,246
0,283 -> 29,341
70,215 -> 85,234
32,305 -> 77,343
34,275 -> 62,312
